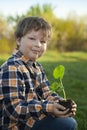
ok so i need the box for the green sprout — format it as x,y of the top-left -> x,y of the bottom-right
50,65 -> 66,100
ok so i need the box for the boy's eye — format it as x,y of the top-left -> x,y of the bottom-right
40,41 -> 46,44
28,37 -> 47,44
28,37 -> 35,40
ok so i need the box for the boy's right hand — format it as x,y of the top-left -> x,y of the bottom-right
51,103 -> 73,118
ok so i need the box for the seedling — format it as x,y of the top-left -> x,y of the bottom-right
51,65 -> 73,113
50,65 -> 66,100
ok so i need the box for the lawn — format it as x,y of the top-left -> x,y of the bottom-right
0,50 -> 87,130
38,50 -> 87,130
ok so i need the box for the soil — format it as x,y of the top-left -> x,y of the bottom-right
59,99 -> 73,114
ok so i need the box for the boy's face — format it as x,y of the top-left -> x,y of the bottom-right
16,29 -> 47,61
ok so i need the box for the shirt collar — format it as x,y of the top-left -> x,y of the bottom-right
12,48 -> 37,67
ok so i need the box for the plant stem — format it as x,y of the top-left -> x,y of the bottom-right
62,88 -> 66,100
60,79 -> 66,100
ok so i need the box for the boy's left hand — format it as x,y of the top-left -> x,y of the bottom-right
71,101 -> 77,116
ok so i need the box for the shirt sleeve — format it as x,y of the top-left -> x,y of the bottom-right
34,66 -> 61,116
1,65 -> 54,122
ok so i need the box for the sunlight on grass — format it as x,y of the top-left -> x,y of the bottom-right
1,50 -> 87,63
0,54 -> 10,61
38,50 -> 87,62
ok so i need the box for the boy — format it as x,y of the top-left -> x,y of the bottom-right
0,16 -> 77,130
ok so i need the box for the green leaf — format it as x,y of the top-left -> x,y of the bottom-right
50,81 -> 63,93
50,82 -> 59,92
53,65 -> 65,80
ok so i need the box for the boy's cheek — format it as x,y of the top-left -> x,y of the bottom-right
38,51 -> 44,58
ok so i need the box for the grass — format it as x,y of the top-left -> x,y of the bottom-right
38,50 -> 87,130
0,50 -> 87,130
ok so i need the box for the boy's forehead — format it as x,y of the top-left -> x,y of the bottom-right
27,29 -> 48,38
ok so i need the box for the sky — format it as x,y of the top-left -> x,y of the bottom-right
0,0 -> 87,19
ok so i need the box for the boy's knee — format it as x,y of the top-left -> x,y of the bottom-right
68,118 -> 77,130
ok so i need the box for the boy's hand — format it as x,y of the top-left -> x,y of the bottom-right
51,103 -> 73,118
58,99 -> 77,117
71,101 -> 77,116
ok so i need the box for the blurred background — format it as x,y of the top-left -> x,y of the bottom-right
0,0 -> 87,130
0,0 -> 87,54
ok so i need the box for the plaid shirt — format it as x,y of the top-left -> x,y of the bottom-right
0,50 -> 59,130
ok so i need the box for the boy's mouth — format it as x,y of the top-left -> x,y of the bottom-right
32,50 -> 40,54
33,50 -> 39,55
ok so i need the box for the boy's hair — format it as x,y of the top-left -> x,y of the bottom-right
15,16 -> 51,39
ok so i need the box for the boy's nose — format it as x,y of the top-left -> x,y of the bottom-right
36,40 -> 41,47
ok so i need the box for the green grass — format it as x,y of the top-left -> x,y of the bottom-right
38,50 -> 87,130
0,50 -> 87,130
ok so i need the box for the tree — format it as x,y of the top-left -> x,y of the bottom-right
0,15 -> 8,38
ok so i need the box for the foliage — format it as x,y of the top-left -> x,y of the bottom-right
51,65 -> 66,100
0,4 -> 87,54
0,16 -> 8,38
